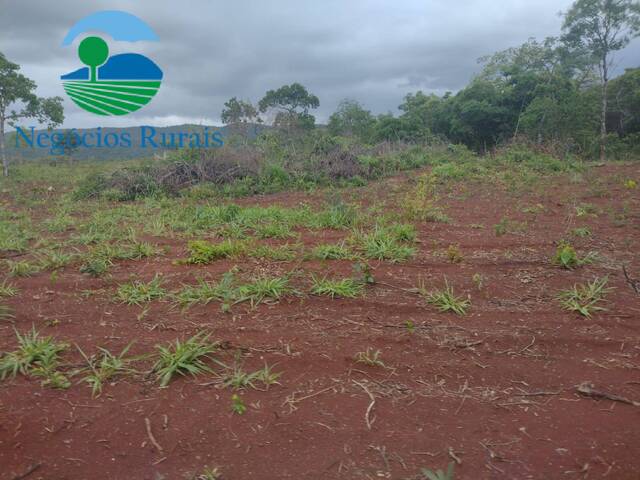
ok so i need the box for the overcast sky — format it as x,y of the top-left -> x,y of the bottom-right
1,0 -> 639,129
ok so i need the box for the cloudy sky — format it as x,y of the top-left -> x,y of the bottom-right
1,0 -> 639,129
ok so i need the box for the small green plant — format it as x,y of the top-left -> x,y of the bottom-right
386,223 -> 417,242
446,244 -> 463,263
78,343 -> 137,397
405,319 -> 415,334
571,227 -> 592,238
575,203 -> 597,217
421,280 -> 470,315
38,250 -> 75,271
0,303 -> 13,321
0,280 -> 18,297
552,242 -> 597,269
522,203 -> 545,214
80,256 -> 112,277
557,277 -> 613,317
494,217 -> 527,237
231,393 -> 247,415
235,275 -> 294,307
0,327 -> 68,384
6,260 -> 39,277
185,239 -> 245,264
472,273 -> 484,290
253,363 -> 282,388
352,261 -> 375,285
354,347 -> 385,367
310,275 -> 364,298
421,462 -> 455,480
359,228 -> 415,263
116,275 -> 166,305
194,467 -> 222,480
153,332 -> 221,387
174,273 -> 236,308
311,242 -> 353,260
403,173 -> 449,223
254,222 -> 295,239
624,179 -> 637,189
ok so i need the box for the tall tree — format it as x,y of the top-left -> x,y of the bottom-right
221,97 -> 259,125
221,97 -> 260,141
258,83 -> 319,133
0,52 -> 64,176
562,0 -> 640,160
328,99 -> 375,141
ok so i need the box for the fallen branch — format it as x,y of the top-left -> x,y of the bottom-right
576,382 -> 640,407
353,380 -> 376,429
11,464 -> 41,480
623,265 -> 639,294
144,417 -> 164,454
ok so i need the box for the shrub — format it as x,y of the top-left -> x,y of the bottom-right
185,240 -> 245,264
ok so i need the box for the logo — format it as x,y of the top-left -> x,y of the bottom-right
60,11 -> 163,116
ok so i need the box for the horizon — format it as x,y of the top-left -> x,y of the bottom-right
2,0 -> 639,130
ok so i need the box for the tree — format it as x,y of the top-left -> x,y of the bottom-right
327,99 -> 375,141
221,97 -> 259,125
221,97 -> 260,142
258,83 -> 319,133
399,91 -> 452,140
0,52 -> 64,176
562,0 -> 640,160
608,67 -> 640,134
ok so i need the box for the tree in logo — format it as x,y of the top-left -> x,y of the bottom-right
78,37 -> 109,83
60,11 -> 163,116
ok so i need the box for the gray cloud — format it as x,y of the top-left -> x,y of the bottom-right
1,0 -> 638,129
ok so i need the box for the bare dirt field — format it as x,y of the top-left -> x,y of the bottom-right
1,163 -> 639,480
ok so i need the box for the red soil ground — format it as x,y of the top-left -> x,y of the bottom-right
1,164 -> 639,480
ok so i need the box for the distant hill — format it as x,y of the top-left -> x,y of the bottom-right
6,123 -> 266,161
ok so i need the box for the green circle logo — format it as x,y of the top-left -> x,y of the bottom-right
60,11 -> 163,116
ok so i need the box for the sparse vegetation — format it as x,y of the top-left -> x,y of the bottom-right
557,277 -> 613,317
420,280 -> 470,315
116,275 -> 166,305
153,332 -> 221,387
310,275 -> 364,298
552,242 -> 597,269
0,328 -> 69,387
354,347 -> 385,367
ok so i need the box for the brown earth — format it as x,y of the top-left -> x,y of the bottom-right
1,164 -> 639,480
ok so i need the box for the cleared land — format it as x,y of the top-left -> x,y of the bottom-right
0,160 -> 639,479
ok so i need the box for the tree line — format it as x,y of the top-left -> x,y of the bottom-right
1,0 -> 639,177
223,0 -> 640,159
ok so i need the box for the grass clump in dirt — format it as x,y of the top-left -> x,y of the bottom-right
116,275 -> 166,305
153,332 -> 221,387
356,226 -> 416,263
0,280 -> 18,297
0,327 -> 70,388
311,242 -> 354,260
552,242 -> 597,269
78,343 -> 138,397
420,280 -> 470,315
557,277 -> 613,317
310,275 -> 364,298
0,303 -> 13,321
221,360 -> 282,391
5,260 -> 40,278
403,173 -> 449,223
173,271 -> 237,309
184,239 -> 245,264
354,347 -> 385,368
420,462 -> 456,480
446,244 -> 463,263
235,275 -> 295,307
